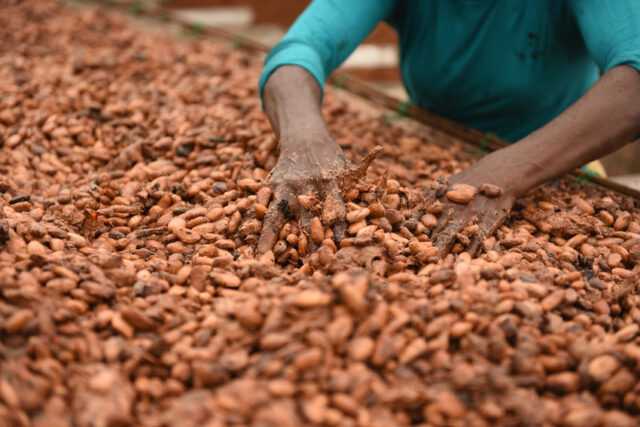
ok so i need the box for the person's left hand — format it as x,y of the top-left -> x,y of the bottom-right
426,162 -> 518,257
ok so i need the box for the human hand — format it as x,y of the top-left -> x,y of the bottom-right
427,167 -> 517,257
257,135 -> 380,255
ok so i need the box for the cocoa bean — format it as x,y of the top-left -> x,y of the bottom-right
479,183 -> 503,198
4,309 -> 34,333
588,355 -> 620,383
291,290 -> 332,308
446,184 -> 477,204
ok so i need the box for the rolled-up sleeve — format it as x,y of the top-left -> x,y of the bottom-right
259,0 -> 396,98
569,0 -> 640,73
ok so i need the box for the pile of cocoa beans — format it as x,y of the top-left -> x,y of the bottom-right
1,2 -> 640,426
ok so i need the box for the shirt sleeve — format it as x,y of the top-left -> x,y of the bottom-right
568,0 -> 640,73
258,0 -> 396,98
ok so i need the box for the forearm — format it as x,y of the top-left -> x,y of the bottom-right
482,65 -> 640,196
263,65 -> 331,152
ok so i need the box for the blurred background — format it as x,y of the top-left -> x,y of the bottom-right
164,0 -> 640,187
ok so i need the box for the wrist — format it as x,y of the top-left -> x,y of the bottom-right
280,127 -> 326,149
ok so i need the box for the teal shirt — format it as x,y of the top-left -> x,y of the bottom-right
259,0 -> 640,142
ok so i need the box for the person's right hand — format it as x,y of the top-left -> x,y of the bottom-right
257,135 -> 381,255
257,134 -> 348,254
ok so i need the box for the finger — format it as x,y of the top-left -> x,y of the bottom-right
431,206 -> 454,252
340,146 -> 383,192
322,183 -> 345,225
333,220 -> 347,244
299,208 -> 317,253
433,207 -> 468,257
257,190 -> 294,254
322,183 -> 347,244
409,209 -> 424,225
329,193 -> 347,244
467,233 -> 484,257
433,176 -> 449,199
432,205 -> 454,237
434,224 -> 464,257
257,203 -> 285,254
352,146 -> 383,180
421,186 -> 436,210
468,207 -> 509,255
295,186 -> 320,251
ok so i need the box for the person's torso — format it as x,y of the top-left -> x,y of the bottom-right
388,0 -> 599,141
